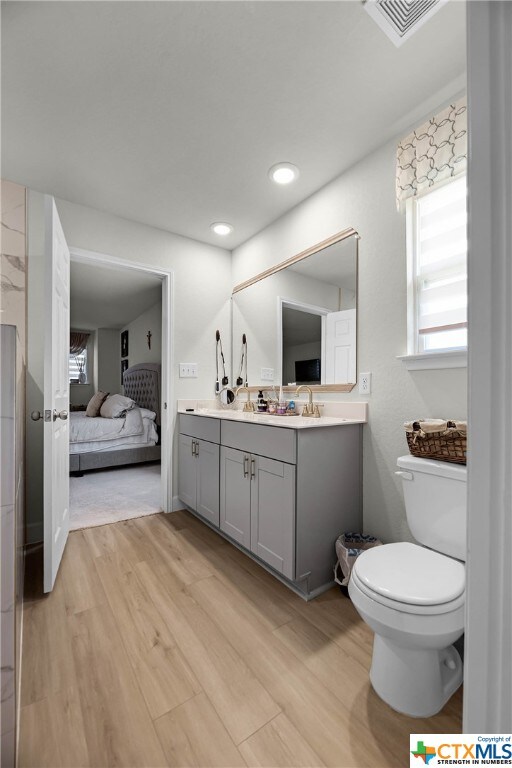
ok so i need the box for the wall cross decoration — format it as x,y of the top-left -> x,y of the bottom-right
147,330 -> 152,350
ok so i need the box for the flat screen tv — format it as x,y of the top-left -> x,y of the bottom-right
295,358 -> 321,383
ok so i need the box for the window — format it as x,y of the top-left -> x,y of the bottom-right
69,348 -> 88,384
407,175 -> 467,355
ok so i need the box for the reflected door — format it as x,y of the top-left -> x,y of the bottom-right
325,308 -> 356,384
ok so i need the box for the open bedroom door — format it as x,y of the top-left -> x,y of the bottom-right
43,196 -> 71,592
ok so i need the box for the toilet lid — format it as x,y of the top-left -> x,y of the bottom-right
352,542 -> 465,605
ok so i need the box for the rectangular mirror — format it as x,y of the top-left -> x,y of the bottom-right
232,228 -> 358,392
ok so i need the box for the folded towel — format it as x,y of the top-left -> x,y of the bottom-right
404,419 -> 467,434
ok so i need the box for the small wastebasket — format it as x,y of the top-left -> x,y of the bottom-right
334,532 -> 382,595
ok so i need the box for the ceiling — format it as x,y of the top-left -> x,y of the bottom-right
2,1 -> 466,249
70,261 -> 162,330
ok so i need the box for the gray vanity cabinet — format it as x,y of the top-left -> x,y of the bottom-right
219,446 -> 251,547
179,413 -> 362,598
250,455 -> 295,580
219,447 -> 295,579
178,417 -> 220,526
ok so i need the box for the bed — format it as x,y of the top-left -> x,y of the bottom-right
69,363 -> 162,474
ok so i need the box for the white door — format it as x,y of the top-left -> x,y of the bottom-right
43,196 -> 71,593
324,308 -> 356,384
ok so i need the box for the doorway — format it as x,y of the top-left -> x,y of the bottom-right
69,248 -> 173,523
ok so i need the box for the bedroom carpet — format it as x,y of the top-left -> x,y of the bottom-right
70,463 -> 162,530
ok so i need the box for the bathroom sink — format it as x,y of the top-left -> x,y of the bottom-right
189,408 -> 352,427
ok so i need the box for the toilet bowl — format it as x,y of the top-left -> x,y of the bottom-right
348,456 -> 467,717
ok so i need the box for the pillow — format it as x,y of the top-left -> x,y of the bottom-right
138,408 -> 156,421
100,393 -> 136,419
85,390 -> 109,418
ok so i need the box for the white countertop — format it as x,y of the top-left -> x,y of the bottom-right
177,404 -> 367,429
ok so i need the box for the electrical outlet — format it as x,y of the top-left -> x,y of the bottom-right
359,372 -> 372,395
261,367 -> 274,381
179,363 -> 198,378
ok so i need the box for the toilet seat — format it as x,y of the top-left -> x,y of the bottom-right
352,542 -> 465,615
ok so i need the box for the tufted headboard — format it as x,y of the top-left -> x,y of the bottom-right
123,363 -> 161,425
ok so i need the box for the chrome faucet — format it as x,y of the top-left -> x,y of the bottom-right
236,386 -> 255,412
295,385 -> 320,418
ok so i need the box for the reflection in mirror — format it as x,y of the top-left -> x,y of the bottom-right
232,230 -> 358,391
219,387 -> 235,405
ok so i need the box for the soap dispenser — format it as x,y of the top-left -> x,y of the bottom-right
257,390 -> 267,412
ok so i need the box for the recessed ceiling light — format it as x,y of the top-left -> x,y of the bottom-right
268,162 -> 300,185
210,222 -> 234,236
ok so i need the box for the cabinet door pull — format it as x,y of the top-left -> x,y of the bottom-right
250,457 -> 256,479
195,440 -> 199,457
243,454 -> 249,478
192,440 -> 197,457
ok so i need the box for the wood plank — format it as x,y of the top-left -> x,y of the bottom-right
136,560 -> 281,745
20,513 -> 462,768
94,550 -> 201,719
239,713 -> 325,768
186,576 -> 357,766
82,519 -> 142,566
18,686 -> 89,768
68,602 -> 168,767
61,531 -> 107,615
20,577 -> 76,706
154,692 -> 247,767
179,527 -> 296,630
134,513 -> 215,585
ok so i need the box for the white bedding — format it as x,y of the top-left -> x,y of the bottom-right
70,408 -> 158,454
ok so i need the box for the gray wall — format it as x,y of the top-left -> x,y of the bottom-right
120,298 -> 162,370
96,328 -> 121,396
232,133 -> 467,545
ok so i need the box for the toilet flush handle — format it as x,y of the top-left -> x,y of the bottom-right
395,470 -> 414,481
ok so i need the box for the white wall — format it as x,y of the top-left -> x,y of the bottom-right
26,191 -> 232,542
232,134 -> 467,544
96,328 -> 121,396
120,298 -> 162,371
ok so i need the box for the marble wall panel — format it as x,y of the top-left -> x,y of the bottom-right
1,180 -> 27,768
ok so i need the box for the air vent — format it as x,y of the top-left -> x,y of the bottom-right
363,0 -> 448,47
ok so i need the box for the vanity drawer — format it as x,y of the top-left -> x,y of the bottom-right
221,420 -> 296,464
179,414 -> 220,444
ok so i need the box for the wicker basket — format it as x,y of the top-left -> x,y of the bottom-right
404,420 -> 467,465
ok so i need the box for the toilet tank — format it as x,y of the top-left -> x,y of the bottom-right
396,455 -> 467,561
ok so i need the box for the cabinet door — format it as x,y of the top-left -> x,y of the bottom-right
220,446 -> 251,548
196,439 -> 220,527
178,433 -> 197,510
250,456 -> 295,580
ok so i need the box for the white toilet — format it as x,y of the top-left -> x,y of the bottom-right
348,455 -> 466,718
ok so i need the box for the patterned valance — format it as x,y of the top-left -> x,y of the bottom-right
396,97 -> 467,209
69,330 -> 90,356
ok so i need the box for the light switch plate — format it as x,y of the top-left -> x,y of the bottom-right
261,367 -> 274,381
179,363 -> 198,378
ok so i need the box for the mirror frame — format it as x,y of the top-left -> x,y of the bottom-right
232,227 -> 360,393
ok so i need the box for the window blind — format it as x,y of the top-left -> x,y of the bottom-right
69,350 -> 87,383
416,176 -> 467,348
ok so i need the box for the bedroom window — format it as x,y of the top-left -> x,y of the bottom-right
69,330 -> 91,384
69,349 -> 88,384
406,175 -> 468,355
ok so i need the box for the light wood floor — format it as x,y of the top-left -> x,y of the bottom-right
19,510 -> 462,768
